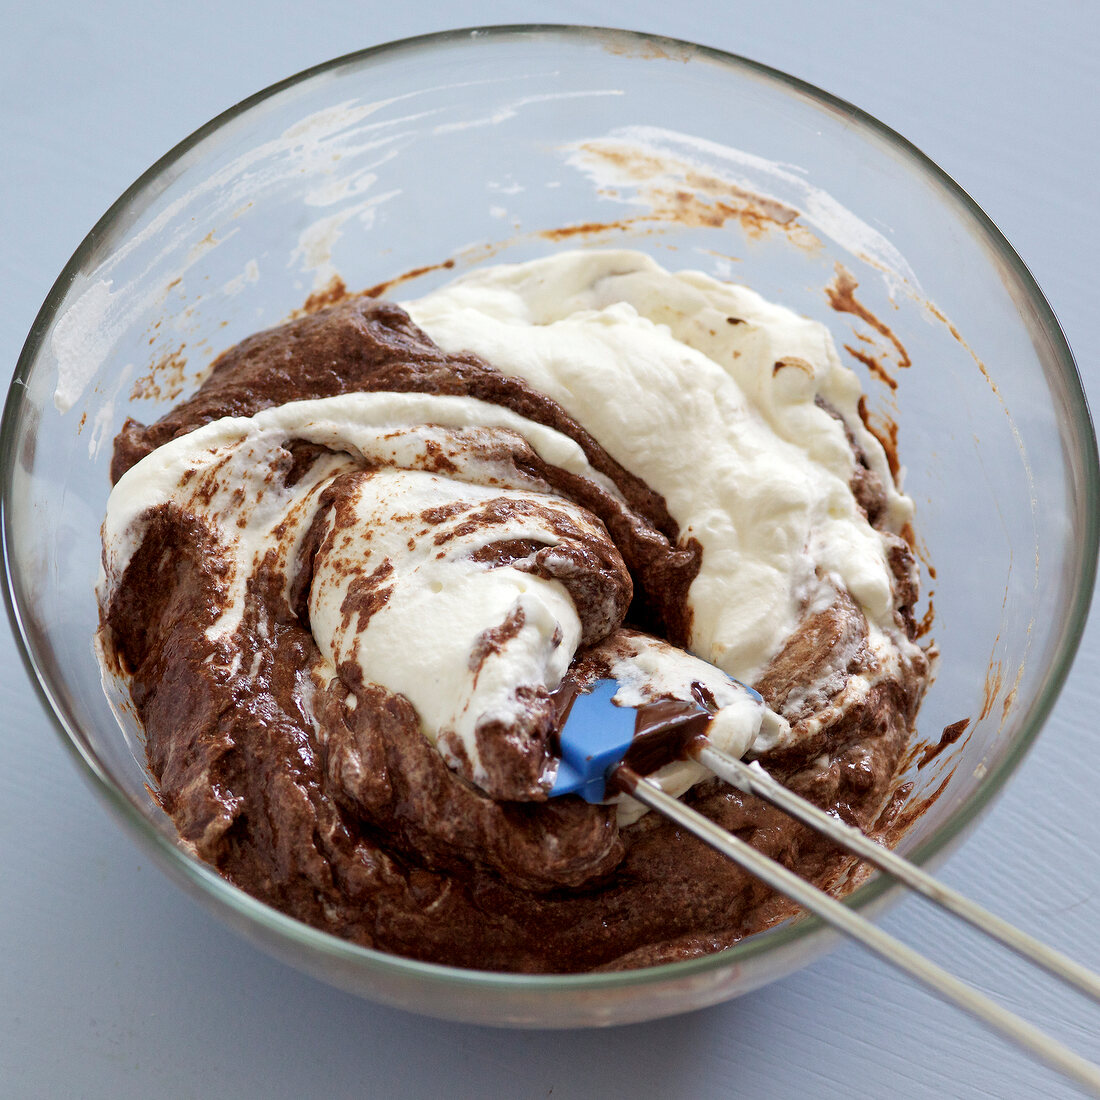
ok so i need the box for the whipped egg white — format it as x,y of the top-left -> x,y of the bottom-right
405,249 -> 912,685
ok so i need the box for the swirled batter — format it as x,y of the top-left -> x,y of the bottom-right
98,251 -> 930,972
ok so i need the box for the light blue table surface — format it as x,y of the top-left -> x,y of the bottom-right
3,3 -> 1098,1097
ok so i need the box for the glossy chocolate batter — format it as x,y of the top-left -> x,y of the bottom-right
100,296 -> 929,973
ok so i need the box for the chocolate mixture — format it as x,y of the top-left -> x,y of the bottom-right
100,296 -> 929,972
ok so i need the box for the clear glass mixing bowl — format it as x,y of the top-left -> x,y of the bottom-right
3,25 -> 1096,1027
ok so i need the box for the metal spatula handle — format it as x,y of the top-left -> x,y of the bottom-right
616,761 -> 1100,1097
694,743 -> 1100,1003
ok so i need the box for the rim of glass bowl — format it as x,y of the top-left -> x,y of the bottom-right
3,24 -> 1098,997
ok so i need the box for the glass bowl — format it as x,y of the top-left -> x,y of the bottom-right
3,25 -> 1096,1028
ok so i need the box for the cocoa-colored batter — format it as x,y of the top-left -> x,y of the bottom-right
100,297 -> 929,972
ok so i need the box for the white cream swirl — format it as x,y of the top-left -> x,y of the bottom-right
99,390 -> 770,804
405,249 -> 912,684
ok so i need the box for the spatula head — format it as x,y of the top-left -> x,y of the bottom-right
549,679 -> 638,803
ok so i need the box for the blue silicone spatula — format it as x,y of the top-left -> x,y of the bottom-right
549,679 -> 639,802
544,676 -> 1100,1093
550,675 -> 760,802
